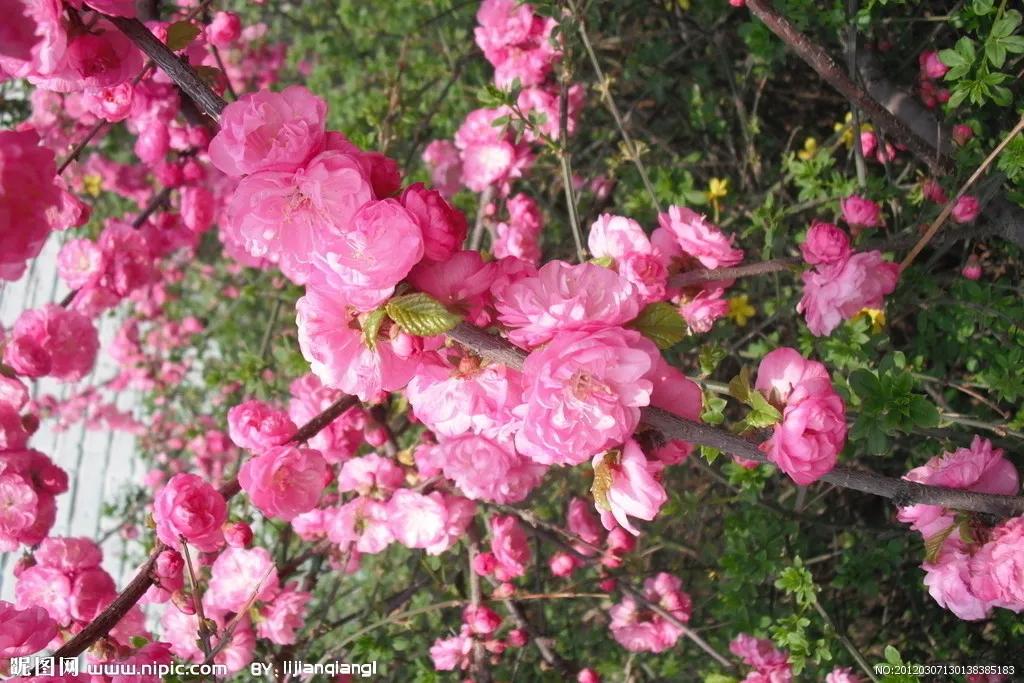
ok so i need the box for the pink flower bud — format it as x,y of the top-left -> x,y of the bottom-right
223,521 -> 253,548
472,551 -> 498,576
463,604 -> 502,635
578,669 -> 603,683
506,628 -> 528,647
548,551 -> 579,577
952,195 -> 981,224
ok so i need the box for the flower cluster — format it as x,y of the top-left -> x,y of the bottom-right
729,633 -> 794,682
608,572 -> 692,653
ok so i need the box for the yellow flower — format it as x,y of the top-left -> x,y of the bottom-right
728,295 -> 755,327
857,308 -> 886,333
797,137 -> 818,160
707,177 -> 729,202
82,174 -> 103,197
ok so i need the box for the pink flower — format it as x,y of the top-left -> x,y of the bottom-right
0,449 -> 67,551
227,400 -> 297,452
238,445 -> 327,521
386,489 -> 449,549
730,633 -> 792,680
180,185 -> 216,233
578,669 -> 602,683
922,178 -> 948,204
455,108 -> 532,191
35,536 -> 102,572
312,198 -> 424,308
0,600 -> 56,658
147,548 -> 184,603
153,473 -> 227,552
496,260 -> 641,348
548,551 -> 579,577
953,124 -> 974,146
224,149 -> 374,285
962,258 -> 982,280
593,439 -> 667,535
4,304 -> 99,382
400,182 -> 467,263
490,514 -> 530,579
756,348 -> 846,485
257,586 -> 311,645
657,205 -> 744,269
952,195 -> 981,223
839,195 -> 882,230
409,250 -> 496,326
296,283 -> 420,401
69,567 -> 116,622
206,547 -> 280,613
59,24 -> 143,91
407,355 -> 521,439
15,564 -> 71,625
619,252 -> 668,305
800,222 -> 851,266
923,542 -> 990,620
609,572 -> 691,653
207,11 -> 242,47
920,50 -> 950,79
516,84 -> 584,141
588,214 -> 651,261
679,288 -> 730,334
288,373 -> 366,464
493,193 -> 543,264
648,357 -> 703,463
969,517 -> 1024,612
57,238 -> 104,289
338,453 -> 405,496
209,86 -> 327,177
83,82 -> 134,122
223,521 -> 253,548
464,604 -> 502,635
422,140 -> 463,198
515,328 -> 656,466
826,667 -> 863,683
567,497 -> 605,554
0,130 -> 60,282
430,626 -> 473,671
798,251 -> 899,336
438,433 -> 546,503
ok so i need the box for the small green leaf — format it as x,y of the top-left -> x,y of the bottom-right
699,343 -> 727,376
629,302 -> 687,349
746,389 -> 782,428
728,366 -> 754,404
361,307 -> 388,350
701,445 -> 721,465
924,525 -> 955,563
908,397 -> 940,428
884,645 -> 903,666
385,293 -> 462,337
849,369 -> 881,400
166,21 -> 201,51
589,255 -> 615,268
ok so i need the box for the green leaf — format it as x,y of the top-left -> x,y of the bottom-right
884,645 -> 903,666
924,525 -> 956,563
629,302 -> 687,349
728,366 -> 754,404
701,445 -> 722,465
361,307 -> 388,350
166,21 -> 201,51
908,397 -> 940,428
385,293 -> 462,337
699,343 -> 727,376
746,389 -> 782,428
849,369 -> 881,400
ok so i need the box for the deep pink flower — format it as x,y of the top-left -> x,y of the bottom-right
288,373 -> 366,464
496,260 -> 641,348
83,82 -> 134,122
0,600 -> 56,657
490,514 -> 530,579
0,130 -> 60,282
840,195 -> 882,230
800,222 -> 851,266
400,182 -> 467,263
798,251 -> 899,336
953,124 -> 974,146
679,288 -> 730,334
609,572 -> 691,652
59,24 -> 143,91
593,439 -> 667,535
207,11 -> 242,47
952,195 -> 981,223
209,86 -> 327,177
0,450 -> 67,551
153,473 -> 227,552
227,399 -> 297,452
515,328 -> 656,466
238,445 -> 327,521
463,604 -> 502,635
920,50 -> 950,79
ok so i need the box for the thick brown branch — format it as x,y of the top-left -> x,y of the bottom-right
670,258 -> 798,288
744,0 -> 954,176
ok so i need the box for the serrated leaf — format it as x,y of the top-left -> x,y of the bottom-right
908,397 -> 940,428
728,366 -> 753,404
629,302 -> 686,349
166,21 -> 201,51
385,293 -> 462,337
746,389 -> 782,428
698,343 -> 727,376
701,445 -> 721,465
361,307 -> 388,350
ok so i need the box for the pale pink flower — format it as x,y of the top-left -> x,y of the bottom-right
207,11 -> 242,47
455,108 -> 532,191
839,195 -> 882,230
401,182 -> 467,263
0,130 -> 60,282
516,84 -> 584,141
312,198 -> 424,308
593,439 -> 667,535
730,633 -> 792,681
257,586 -> 311,645
238,445 -> 327,521
493,193 -> 543,264
386,489 -> 449,549
588,214 -> 651,260
439,433 -> 545,503
490,514 -> 530,580
0,600 -> 56,658
952,195 -> 981,223
496,260 -> 641,348
227,400 -> 296,452
430,626 -> 473,671
800,222 -> 851,267
679,288 -> 730,334
153,473 -> 226,552
826,667 -> 863,683
798,251 -> 899,336
968,517 -> 1024,612
609,572 -> 691,653
756,348 -> 846,485
35,536 -> 102,572
657,205 -> 743,269
14,564 -> 71,625
288,373 -> 366,463
83,82 -> 134,122
209,85 -> 327,177
57,238 -> 104,289
425,494 -> 476,556
422,139 -> 463,197
338,453 -> 405,496
206,547 -> 280,613
296,283 -> 420,401
515,328 -> 656,466
548,551 -> 579,577
923,541 -> 990,620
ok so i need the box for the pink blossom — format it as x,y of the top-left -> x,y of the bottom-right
438,433 -> 545,503
840,195 -> 882,230
800,222 -> 851,266
756,348 -> 846,485
952,195 -> 981,223
312,198 -> 424,308
920,50 -> 950,79
153,473 -> 227,552
588,214 -> 651,261
386,489 -> 450,549
922,542 -> 990,620
338,453 -> 405,496
238,445 -> 327,521
962,259 -> 982,280
223,521 -> 253,548
57,238 -> 104,289
620,252 -> 668,305
4,304 -> 99,381
180,185 -> 216,233
496,260 -> 641,348
430,626 -> 473,671
408,250 -> 496,326
35,536 -> 102,572
209,86 -> 327,177
0,449 -> 67,551
657,205 -> 744,269
0,600 -> 57,658
648,357 -> 703,463
490,514 -> 530,580
464,604 -> 502,635
679,288 -> 730,334
922,178 -> 948,204
56,24 -> 143,91
296,283 -> 420,401
0,0 -> 67,80
578,669 -> 602,683
69,567 -> 116,622
515,328 -> 655,466
422,139 -> 463,197
406,355 -> 521,439
147,549 -> 184,603
609,572 -> 691,653
730,633 -> 792,681
593,439 -> 667,535
798,251 -> 899,336
953,124 -> 974,146
0,130 -> 60,282
206,546 -> 280,613
969,517 -> 1024,612
567,497 -> 605,554
227,400 -> 297,452
400,182 -> 467,263
826,667 -> 863,683
493,193 -> 543,264
83,82 -> 134,122
14,564 -> 71,625
257,586 -> 311,645
207,11 -> 242,47
516,84 -> 584,140
455,107 -> 532,191
475,0 -> 559,88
